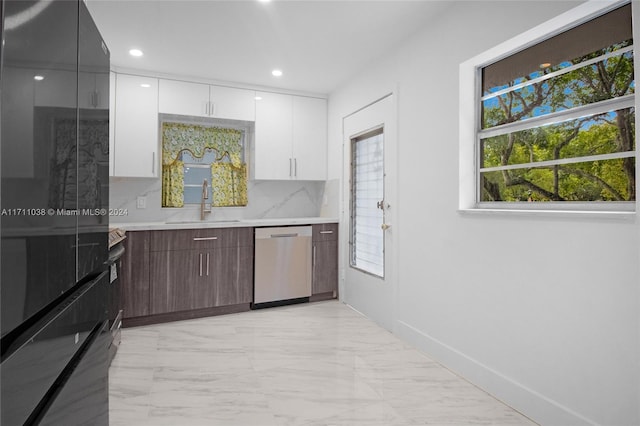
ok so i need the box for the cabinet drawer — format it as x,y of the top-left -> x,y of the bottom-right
150,227 -> 253,251
312,223 -> 338,242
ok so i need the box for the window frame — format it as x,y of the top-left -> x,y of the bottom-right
459,0 -> 638,216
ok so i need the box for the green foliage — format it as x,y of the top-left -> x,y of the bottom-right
481,41 -> 636,203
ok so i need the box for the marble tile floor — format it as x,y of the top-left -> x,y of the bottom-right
109,300 -> 536,426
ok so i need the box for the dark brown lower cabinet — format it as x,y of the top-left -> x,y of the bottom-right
215,246 -> 254,306
120,224 -> 336,326
120,227 -> 253,326
312,223 -> 338,298
149,246 -> 253,315
120,231 -> 150,318
149,249 -> 204,314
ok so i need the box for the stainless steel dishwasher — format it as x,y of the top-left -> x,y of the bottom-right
253,226 -> 312,308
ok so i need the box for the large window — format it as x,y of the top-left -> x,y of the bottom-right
472,3 -> 635,210
350,128 -> 384,278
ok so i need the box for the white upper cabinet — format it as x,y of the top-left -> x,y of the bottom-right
254,92 -> 327,181
78,71 -> 109,109
109,72 -> 326,181
254,92 -> 294,180
33,69 -> 109,109
210,85 -> 255,121
292,96 -> 327,181
113,74 -> 159,177
158,79 -> 255,121
158,79 -> 209,117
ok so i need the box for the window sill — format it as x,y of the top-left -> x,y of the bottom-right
458,208 -> 636,220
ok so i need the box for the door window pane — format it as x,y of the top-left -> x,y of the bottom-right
350,129 -> 384,278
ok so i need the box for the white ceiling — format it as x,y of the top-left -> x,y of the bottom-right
85,0 -> 451,95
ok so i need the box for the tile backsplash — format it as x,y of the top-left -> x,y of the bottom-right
109,177 -> 327,224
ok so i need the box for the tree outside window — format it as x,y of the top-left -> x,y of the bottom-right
478,4 -> 635,205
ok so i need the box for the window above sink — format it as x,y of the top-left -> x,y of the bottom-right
160,116 -> 252,208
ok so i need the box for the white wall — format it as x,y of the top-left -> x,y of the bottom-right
328,1 -> 640,425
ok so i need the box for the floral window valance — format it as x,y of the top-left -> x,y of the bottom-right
162,122 -> 243,167
161,122 -> 247,208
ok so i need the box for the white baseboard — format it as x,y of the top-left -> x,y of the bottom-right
394,319 -> 597,426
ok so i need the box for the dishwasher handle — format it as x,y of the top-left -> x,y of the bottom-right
255,226 -> 312,240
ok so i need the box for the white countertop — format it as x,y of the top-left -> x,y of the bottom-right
112,217 -> 339,231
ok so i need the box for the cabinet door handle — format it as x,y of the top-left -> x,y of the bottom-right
152,152 -> 155,175
199,253 -> 203,277
313,245 -> 316,266
294,158 -> 297,177
206,253 -> 210,276
210,102 -> 216,116
289,158 -> 292,177
193,236 -> 218,241
319,230 -> 333,234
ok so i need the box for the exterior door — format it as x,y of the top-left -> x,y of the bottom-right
342,95 -> 397,331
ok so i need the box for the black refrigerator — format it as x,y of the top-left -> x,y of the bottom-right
1,1 -> 111,424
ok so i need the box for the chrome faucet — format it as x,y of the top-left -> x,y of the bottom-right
201,179 -> 211,220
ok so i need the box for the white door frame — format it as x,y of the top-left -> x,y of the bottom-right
340,93 -> 398,332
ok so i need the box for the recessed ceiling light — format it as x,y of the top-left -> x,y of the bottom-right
140,83 -> 151,88
272,69 -> 283,77
254,96 -> 263,101
258,0 -> 271,3
129,48 -> 144,57
33,75 -> 44,81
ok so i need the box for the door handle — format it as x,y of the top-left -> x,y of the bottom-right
381,223 -> 391,231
